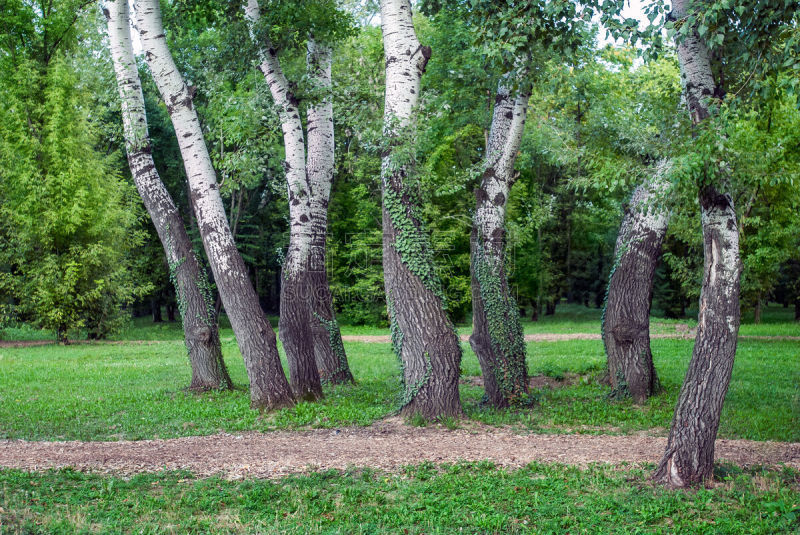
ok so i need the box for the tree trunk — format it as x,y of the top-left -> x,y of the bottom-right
653,0 -> 742,487
305,37 -> 353,384
166,302 -> 176,322
133,0 -> 293,409
603,162 -> 670,403
245,0 -> 350,395
795,298 -> 800,321
105,0 -> 231,391
380,0 -> 462,419
151,298 -> 163,323
469,76 -> 530,408
753,297 -> 762,324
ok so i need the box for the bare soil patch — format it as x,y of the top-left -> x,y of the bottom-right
1,418 -> 796,479
462,373 -> 588,390
341,333 -> 800,343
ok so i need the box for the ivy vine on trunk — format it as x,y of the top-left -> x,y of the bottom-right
380,0 -> 462,419
469,74 -> 531,408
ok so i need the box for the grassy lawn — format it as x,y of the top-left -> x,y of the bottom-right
4,303 -> 798,342
0,334 -> 796,442
1,463 -> 798,534
1,305 -> 797,534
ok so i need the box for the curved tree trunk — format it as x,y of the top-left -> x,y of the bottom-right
104,0 -> 231,391
305,38 -> 354,385
133,0 -> 294,410
653,0 -> 742,487
603,162 -> 670,403
470,76 -> 530,408
380,0 -> 462,419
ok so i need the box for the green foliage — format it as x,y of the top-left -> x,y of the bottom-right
661,92 -> 800,308
0,47 -> 150,339
246,0 -> 357,55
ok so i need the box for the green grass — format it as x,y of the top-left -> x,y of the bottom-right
4,303 -> 796,342
1,463 -> 798,534
0,333 -> 797,442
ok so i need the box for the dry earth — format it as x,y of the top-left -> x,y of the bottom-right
1,418 -> 797,479
341,333 -> 800,343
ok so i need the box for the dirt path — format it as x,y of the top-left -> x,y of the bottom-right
341,333 -> 800,343
1,419 -> 797,479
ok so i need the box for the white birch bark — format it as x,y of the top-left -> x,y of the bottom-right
132,0 -> 294,409
654,0 -> 742,487
469,74 -> 530,407
305,37 -> 353,383
474,76 -> 530,259
244,0 -> 323,398
244,0 -> 313,276
104,0 -> 231,391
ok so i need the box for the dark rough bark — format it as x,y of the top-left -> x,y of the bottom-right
470,230 -> 528,408
653,187 -> 741,487
385,218 -> 463,419
380,0 -> 462,419
653,0 -> 742,486
105,0 -> 230,391
603,165 -> 670,403
308,257 -> 353,385
279,271 -> 323,400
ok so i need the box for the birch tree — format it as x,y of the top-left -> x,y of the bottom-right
104,0 -> 231,391
652,0 -> 741,487
132,0 -> 294,410
244,0 -> 353,397
380,0 -> 462,418
469,75 -> 531,408
602,162 -> 670,403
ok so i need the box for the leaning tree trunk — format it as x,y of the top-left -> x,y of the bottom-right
470,76 -> 530,408
133,0 -> 294,410
245,0 -> 349,399
602,162 -> 670,403
104,0 -> 231,391
380,0 -> 462,419
653,0 -> 742,487
305,37 -> 353,384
